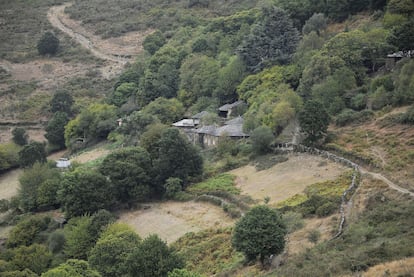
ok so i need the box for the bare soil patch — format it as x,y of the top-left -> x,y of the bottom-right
230,154 -> 347,205
0,169 -> 22,200
118,201 -> 235,243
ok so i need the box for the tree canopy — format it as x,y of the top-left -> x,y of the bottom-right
238,5 -> 299,72
232,205 -> 287,265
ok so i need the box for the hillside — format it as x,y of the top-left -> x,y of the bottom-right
0,0 -> 414,276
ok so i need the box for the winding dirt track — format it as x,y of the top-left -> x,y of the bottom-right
360,168 -> 414,197
47,3 -> 134,64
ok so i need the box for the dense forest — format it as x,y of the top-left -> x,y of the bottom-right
0,0 -> 414,276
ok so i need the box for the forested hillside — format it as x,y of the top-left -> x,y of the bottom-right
0,0 -> 414,276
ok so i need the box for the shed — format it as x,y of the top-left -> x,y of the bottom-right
56,158 -> 71,169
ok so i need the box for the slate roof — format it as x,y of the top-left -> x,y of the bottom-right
172,119 -> 197,127
215,124 -> 248,137
225,116 -> 244,125
192,111 -> 210,119
218,100 -> 244,112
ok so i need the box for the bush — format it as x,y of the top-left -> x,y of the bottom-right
48,231 -> 65,254
37,32 -> 59,55
12,128 -> 28,146
6,215 -> 50,248
250,126 -> 274,154
401,105 -> 414,124
164,177 -> 183,199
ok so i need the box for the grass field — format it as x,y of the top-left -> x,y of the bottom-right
117,201 -> 235,243
230,154 -> 347,205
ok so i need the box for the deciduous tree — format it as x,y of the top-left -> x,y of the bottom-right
126,234 -> 184,277
232,205 -> 287,265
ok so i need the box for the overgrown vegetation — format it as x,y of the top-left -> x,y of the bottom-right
270,192 -> 414,276
277,171 -> 353,217
1,0 -> 414,276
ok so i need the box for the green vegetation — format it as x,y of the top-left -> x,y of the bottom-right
232,205 -> 287,265
37,32 -> 59,56
173,228 -> 243,276
277,171 -> 353,217
1,0 -> 414,276
270,192 -> 414,276
187,174 -> 238,195
0,0 -> 96,62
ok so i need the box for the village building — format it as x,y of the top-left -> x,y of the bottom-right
172,103 -> 250,148
386,50 -> 413,70
192,116 -> 249,148
218,100 -> 246,118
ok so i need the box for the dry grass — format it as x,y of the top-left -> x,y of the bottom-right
359,257 -> 414,277
117,201 -> 235,244
330,107 -> 414,191
0,169 -> 22,200
287,215 -> 338,255
71,148 -> 110,164
230,154 -> 347,205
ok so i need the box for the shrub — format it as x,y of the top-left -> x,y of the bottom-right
6,215 -> 50,248
37,32 -> 59,55
250,126 -> 274,154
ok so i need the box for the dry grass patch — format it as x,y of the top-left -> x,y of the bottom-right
71,148 -> 110,164
287,214 -> 338,256
118,201 -> 235,244
357,257 -> 414,277
0,169 -> 22,200
230,154 -> 347,205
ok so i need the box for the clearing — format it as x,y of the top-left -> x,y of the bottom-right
0,169 -> 22,200
118,201 -> 235,244
230,153 -> 347,205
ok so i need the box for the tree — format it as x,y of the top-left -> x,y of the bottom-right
63,212 -> 115,260
6,215 -> 50,248
109,82 -> 138,107
12,128 -> 28,146
18,163 -> 61,212
238,5 -> 300,72
58,169 -> 115,218
18,141 -> 47,168
155,128 -> 203,188
10,244 -> 52,275
232,205 -> 287,265
64,217 -> 95,260
215,56 -> 246,104
140,46 -> 181,105
127,234 -> 184,277
88,223 -> 141,277
99,147 -> 154,205
299,100 -> 330,145
45,112 -> 69,149
142,97 -> 185,124
50,90 -> 74,115
0,143 -> 20,172
388,18 -> 414,52
143,30 -> 166,55
302,13 -> 327,35
37,31 -> 59,55
178,55 -> 219,107
41,259 -> 101,277
250,126 -> 274,155
64,103 -> 117,148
